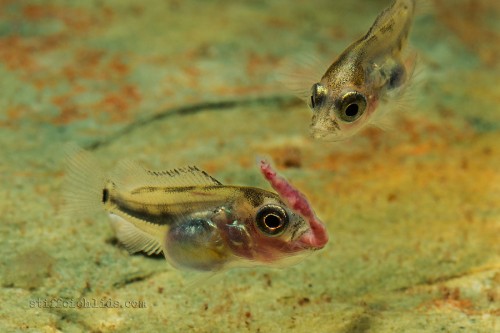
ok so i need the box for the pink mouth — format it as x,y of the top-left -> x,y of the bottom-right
259,160 -> 329,249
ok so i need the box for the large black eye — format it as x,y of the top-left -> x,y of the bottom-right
310,83 -> 327,109
256,205 -> 289,236
335,91 -> 367,122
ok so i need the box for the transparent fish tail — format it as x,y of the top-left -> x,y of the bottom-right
62,147 -> 168,259
62,144 -> 106,218
362,0 -> 416,59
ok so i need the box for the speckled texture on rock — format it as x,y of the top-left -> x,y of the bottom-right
0,0 -> 498,332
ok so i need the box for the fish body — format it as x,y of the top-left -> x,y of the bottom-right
309,0 -> 418,140
63,148 -> 328,272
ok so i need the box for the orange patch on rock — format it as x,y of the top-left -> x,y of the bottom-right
245,52 -> 280,77
213,85 -> 270,96
110,56 -> 129,76
94,85 -> 142,123
0,36 -> 40,72
435,0 -> 500,67
322,151 -> 371,172
182,65 -> 201,88
6,105 -> 29,122
0,4 -> 112,80
265,146 -> 303,169
425,286 -> 475,314
63,50 -> 106,82
266,18 -> 291,28
51,93 -> 85,125
22,4 -> 113,33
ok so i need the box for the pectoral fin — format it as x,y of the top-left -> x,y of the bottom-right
109,214 -> 164,255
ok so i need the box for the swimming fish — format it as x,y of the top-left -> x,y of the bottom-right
307,0 -> 419,140
63,147 -> 328,272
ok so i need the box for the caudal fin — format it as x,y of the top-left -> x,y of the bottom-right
62,144 -> 106,218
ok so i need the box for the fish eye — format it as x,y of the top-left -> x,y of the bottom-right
310,83 -> 327,109
335,91 -> 367,122
255,205 -> 289,236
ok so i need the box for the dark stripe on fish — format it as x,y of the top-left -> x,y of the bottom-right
145,166 -> 223,186
111,197 -> 177,226
241,188 -> 265,208
131,186 -> 197,195
102,189 -> 109,203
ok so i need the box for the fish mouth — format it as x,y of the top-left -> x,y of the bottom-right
288,214 -> 327,251
295,228 -> 328,250
289,223 -> 309,242
310,127 -> 342,141
310,123 -> 360,142
259,160 -> 329,251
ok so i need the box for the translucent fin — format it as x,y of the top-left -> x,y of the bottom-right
112,160 -> 222,191
369,51 -> 424,130
368,83 -> 411,131
109,214 -> 164,255
275,53 -> 328,102
363,0 -> 416,60
182,270 -> 218,289
415,0 -> 434,16
62,144 -> 106,217
368,0 -> 416,34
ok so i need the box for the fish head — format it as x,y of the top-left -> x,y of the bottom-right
251,195 -> 310,245
223,160 -> 329,268
223,190 -> 322,268
306,0 -> 420,142
308,79 -> 378,141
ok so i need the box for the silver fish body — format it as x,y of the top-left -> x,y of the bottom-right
63,148 -> 322,272
309,0 -> 418,140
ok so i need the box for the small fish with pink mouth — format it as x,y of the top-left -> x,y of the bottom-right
64,147 -> 328,272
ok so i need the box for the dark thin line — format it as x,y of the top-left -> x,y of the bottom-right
85,95 -> 296,150
113,272 -> 156,288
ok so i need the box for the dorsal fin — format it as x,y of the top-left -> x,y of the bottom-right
111,160 -> 222,191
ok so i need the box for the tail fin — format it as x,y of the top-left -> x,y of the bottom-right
62,144 -> 106,218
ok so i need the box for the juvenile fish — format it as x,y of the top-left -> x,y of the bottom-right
308,0 -> 419,140
63,148 -> 328,272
